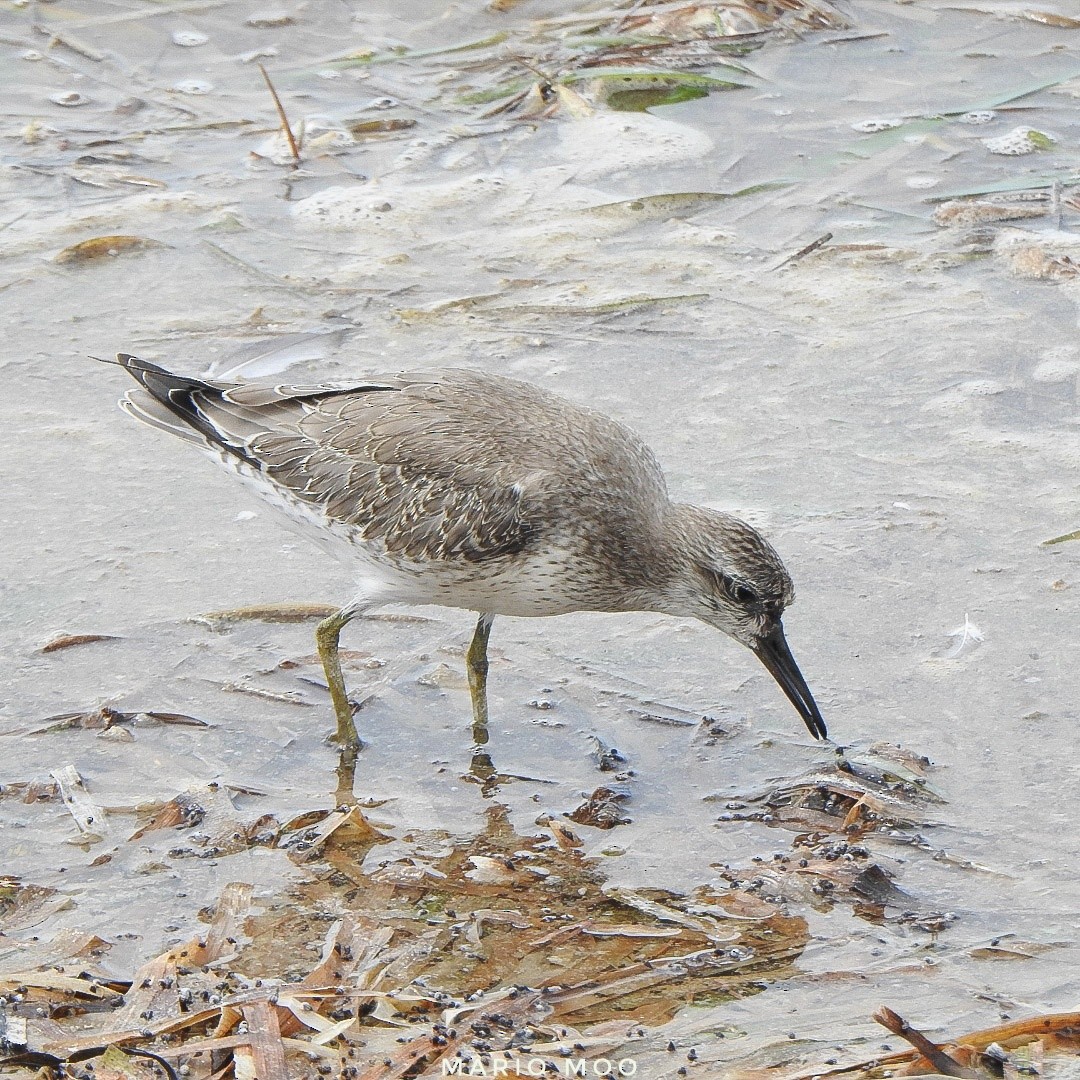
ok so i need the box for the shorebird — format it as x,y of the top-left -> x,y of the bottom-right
113,355 -> 827,751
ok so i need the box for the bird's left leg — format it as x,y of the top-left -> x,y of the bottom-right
316,603 -> 369,750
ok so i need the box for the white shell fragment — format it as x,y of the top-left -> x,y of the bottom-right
1032,353 -> 1080,383
50,91 -> 90,107
171,30 -> 209,47
247,10 -> 294,27
983,126 -> 1056,155
172,79 -> 214,95
851,118 -> 904,133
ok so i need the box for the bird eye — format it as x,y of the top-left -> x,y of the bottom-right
702,567 -> 761,607
722,575 -> 759,606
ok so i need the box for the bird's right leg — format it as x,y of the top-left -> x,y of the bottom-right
466,613 -> 495,781
316,605 -> 365,750
466,613 -> 494,745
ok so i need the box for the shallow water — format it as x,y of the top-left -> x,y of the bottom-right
2,0 -> 1080,1064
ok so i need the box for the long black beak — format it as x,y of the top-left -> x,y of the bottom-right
752,623 -> 827,740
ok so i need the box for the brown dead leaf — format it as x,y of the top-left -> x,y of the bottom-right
40,633 -> 120,653
348,118 -> 417,136
280,804 -> 391,860
538,815 -> 585,851
55,236 -> 165,265
1021,10 -> 1080,28
237,999 -> 289,1080
140,711 -> 210,727
567,783 -> 632,829
934,200 -> 1048,226
1007,245 -> 1080,279
31,706 -> 129,734
198,601 -> 339,624
128,793 -> 207,840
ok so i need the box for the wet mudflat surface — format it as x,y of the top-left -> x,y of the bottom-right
2,0 -> 1080,1076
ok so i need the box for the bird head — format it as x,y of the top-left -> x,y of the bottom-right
660,505 -> 827,740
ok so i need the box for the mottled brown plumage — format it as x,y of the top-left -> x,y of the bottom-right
115,355 -> 826,749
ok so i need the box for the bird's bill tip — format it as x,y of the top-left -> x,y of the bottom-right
752,624 -> 828,740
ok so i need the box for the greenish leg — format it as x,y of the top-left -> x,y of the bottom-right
466,614 -> 495,781
466,613 -> 494,742
334,741 -> 359,807
316,608 -> 362,750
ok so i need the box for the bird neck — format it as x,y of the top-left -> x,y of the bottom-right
600,502 -> 703,615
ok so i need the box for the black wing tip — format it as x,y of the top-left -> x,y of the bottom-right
110,353 -> 244,459
113,353 -> 213,406
115,353 -> 175,388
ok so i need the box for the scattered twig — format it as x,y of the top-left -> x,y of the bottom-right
258,63 -> 301,164
1043,527 -> 1080,546
38,0 -> 226,30
771,232 -> 833,271
817,31 -> 890,45
957,1009 -> 1080,1046
0,211 -> 29,232
873,1007 -> 980,1078
200,240 -> 286,284
31,18 -> 107,61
